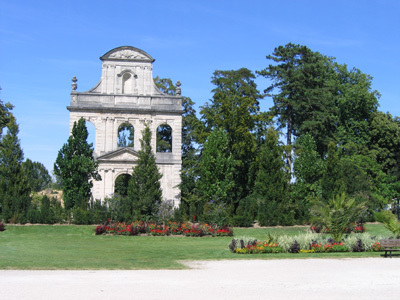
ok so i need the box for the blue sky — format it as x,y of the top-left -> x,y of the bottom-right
1,0 -> 399,174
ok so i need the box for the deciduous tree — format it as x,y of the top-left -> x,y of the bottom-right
196,128 -> 236,208
22,159 -> 51,192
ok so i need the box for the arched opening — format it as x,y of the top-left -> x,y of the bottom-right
85,120 -> 96,152
114,173 -> 132,197
118,123 -> 134,148
156,124 -> 172,152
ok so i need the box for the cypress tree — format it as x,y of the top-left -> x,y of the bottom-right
0,116 -> 31,222
128,125 -> 163,218
54,118 -> 100,210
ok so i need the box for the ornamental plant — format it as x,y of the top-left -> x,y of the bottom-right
216,227 -> 233,237
311,193 -> 367,242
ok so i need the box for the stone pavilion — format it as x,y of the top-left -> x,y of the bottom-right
67,46 -> 182,204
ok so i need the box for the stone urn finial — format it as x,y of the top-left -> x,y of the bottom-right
71,76 -> 78,91
176,80 -> 181,95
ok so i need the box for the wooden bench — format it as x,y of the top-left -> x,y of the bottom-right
381,239 -> 400,258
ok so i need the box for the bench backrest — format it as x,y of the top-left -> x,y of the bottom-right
381,239 -> 400,248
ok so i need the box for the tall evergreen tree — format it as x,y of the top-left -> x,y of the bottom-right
154,77 -> 202,219
252,128 -> 291,226
0,116 -> 31,222
0,87 -> 14,140
54,118 -> 100,210
258,43 -> 338,166
259,43 -> 380,161
128,125 -> 163,218
200,68 -> 266,203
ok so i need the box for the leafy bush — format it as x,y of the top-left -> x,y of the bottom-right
72,207 -> 92,225
374,210 -> 396,223
95,225 -> 107,235
27,207 -> 41,224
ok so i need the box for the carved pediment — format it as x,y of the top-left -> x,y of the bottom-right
110,50 -> 146,60
97,148 -> 139,162
100,46 -> 155,62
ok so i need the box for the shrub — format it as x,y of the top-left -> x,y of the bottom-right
72,207 -> 91,225
216,227 -> 233,237
0,222 -> 5,231
27,208 -> 41,224
374,210 -> 396,223
95,225 -> 107,235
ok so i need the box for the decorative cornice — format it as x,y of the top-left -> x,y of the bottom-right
67,106 -> 183,115
100,46 -> 155,63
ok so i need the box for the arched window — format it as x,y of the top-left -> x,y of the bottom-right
86,120 -> 96,151
156,124 -> 172,152
114,174 -> 131,197
118,123 -> 134,147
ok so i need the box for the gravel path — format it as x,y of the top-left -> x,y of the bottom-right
1,258 -> 399,299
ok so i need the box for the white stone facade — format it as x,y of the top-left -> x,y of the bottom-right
67,46 -> 182,205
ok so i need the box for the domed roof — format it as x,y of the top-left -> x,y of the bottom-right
100,46 -> 155,62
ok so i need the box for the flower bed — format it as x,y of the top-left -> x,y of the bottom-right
310,222 -> 365,234
95,221 -> 234,237
235,242 -> 283,254
229,232 -> 384,254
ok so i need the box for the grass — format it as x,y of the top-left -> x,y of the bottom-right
0,223 -> 394,270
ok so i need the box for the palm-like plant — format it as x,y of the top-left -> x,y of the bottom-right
311,193 -> 366,242
383,219 -> 400,238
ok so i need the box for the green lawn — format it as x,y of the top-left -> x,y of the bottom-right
0,223 -> 393,270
